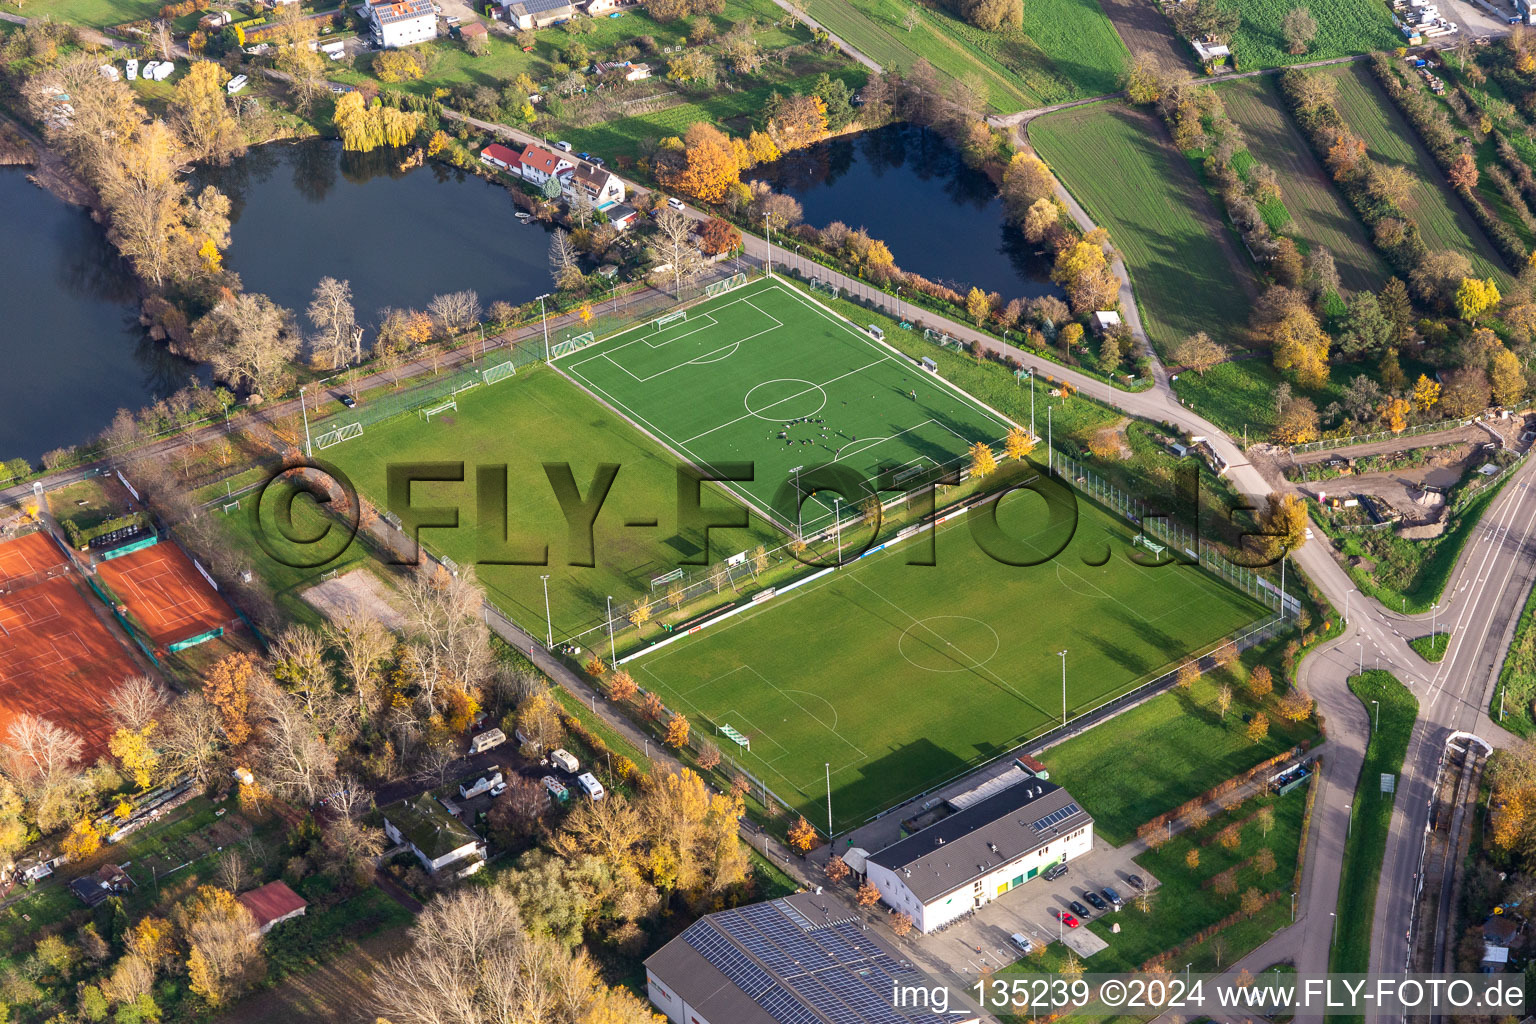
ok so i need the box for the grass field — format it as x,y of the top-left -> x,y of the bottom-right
1214,0 -> 1399,70
558,277 -> 1013,534
1495,580 -> 1536,737
1331,670 -> 1416,983
1039,672 -> 1317,843
1409,631 -> 1449,662
797,0 -> 1128,110
0,0 -> 163,25
1029,102 -> 1256,357
1328,63 -> 1508,284
322,365 -> 782,638
1218,76 -> 1388,292
627,490 -> 1268,831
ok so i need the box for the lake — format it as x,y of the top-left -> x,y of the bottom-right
0,169 -> 199,464
196,140 -> 560,327
752,123 -> 1061,302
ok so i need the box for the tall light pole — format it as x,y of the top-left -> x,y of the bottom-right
537,293 -> 552,361
764,217 -> 773,278
606,595 -> 616,665
1026,369 -> 1035,438
1371,699 -> 1379,732
1357,641 -> 1363,676
1344,588 -> 1356,624
1057,649 -> 1068,726
832,496 -> 843,563
825,762 -> 833,836
1291,891 -> 1297,923
299,385 -> 313,455
540,574 -> 553,648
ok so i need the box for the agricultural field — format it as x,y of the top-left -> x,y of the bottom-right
1029,102 -> 1257,357
1218,75 -> 1388,292
1328,63 -> 1509,284
798,0 -> 1129,110
0,0 -> 164,27
627,491 -> 1269,831
1212,0 -> 1400,70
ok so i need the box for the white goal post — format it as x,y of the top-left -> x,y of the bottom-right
481,360 -> 515,385
705,273 -> 748,298
419,399 -> 457,421
315,422 -> 363,449
653,310 -> 688,331
1133,534 -> 1167,557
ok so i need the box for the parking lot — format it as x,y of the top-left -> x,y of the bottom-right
891,832 -> 1160,979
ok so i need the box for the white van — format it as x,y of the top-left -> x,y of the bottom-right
549,748 -> 579,774
125,59 -> 139,80
226,74 -> 248,94
576,772 -> 606,800
1009,933 -> 1034,955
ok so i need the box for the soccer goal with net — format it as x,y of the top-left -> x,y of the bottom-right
419,399 -> 457,421
550,331 -> 596,358
481,361 -> 515,385
808,278 -> 841,299
315,422 -> 364,450
719,724 -> 750,752
705,273 -> 748,298
653,310 -> 687,332
1133,534 -> 1168,558
923,327 -> 954,346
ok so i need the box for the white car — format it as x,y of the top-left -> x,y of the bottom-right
489,781 -> 507,797
667,196 -> 685,211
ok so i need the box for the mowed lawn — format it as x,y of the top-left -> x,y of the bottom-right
1214,0 -> 1399,69
559,277 -> 1012,534
1218,76 -> 1387,292
1039,672 -> 1317,843
629,489 -> 1268,830
1030,102 -> 1257,356
324,366 -> 781,637
797,0 -> 1128,109
0,0 -> 162,25
1328,63 -> 1508,284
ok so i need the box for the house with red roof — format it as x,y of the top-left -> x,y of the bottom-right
518,144 -> 574,186
480,143 -> 523,174
237,880 -> 308,936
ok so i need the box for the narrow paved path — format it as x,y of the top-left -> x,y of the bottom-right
766,0 -> 882,72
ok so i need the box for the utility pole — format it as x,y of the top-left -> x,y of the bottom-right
833,496 -> 844,563
825,762 -> 833,836
606,595 -> 616,665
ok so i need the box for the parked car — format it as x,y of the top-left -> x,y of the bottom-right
1052,908 -> 1079,928
489,781 -> 507,797
577,151 -> 591,159
1127,874 -> 1146,892
1068,900 -> 1091,919
1083,891 -> 1107,912
339,394 -> 357,409
1042,862 -> 1069,882
1102,887 -> 1123,908
589,156 -> 605,167
1009,933 -> 1034,954
555,140 -> 573,152
667,196 -> 685,211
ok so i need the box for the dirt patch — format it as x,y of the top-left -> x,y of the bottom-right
1096,0 -> 1192,69
301,569 -> 404,630
217,924 -> 415,1024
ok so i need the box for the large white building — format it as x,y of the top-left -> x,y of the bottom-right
645,893 -> 979,1024
866,780 -> 1093,934
365,0 -> 437,49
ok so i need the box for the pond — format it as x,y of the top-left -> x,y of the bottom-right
751,122 -> 1061,302
0,169 -> 199,464
195,140 -> 561,328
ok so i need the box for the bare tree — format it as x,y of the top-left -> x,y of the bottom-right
400,566 -> 492,716
548,228 -> 583,291
159,692 -> 224,785
324,612 -> 395,722
1,714 -> 86,831
323,774 -> 386,882
250,679 -> 337,805
428,290 -> 482,338
650,209 -> 706,297
198,293 -> 301,398
307,277 -> 358,370
107,676 -> 168,733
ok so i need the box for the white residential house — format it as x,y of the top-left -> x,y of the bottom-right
864,780 -> 1093,934
382,795 -> 486,878
564,162 -> 625,210
365,0 -> 437,49
518,143 -> 574,186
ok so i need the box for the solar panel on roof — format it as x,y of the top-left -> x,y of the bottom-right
684,923 -> 776,998
1031,802 -> 1081,831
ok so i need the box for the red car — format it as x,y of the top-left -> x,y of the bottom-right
1053,908 -> 1080,928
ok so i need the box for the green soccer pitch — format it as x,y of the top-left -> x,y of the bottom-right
626,484 -> 1271,832
557,277 -> 1014,534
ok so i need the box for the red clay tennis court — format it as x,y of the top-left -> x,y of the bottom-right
95,542 -> 234,647
0,535 -> 139,757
